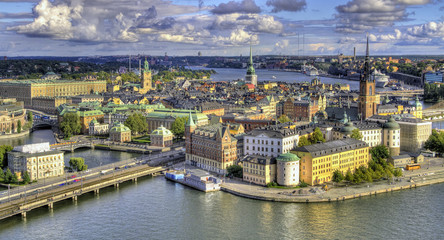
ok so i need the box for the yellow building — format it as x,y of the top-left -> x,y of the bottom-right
139,59 -> 153,94
242,155 -> 276,186
293,138 -> 370,185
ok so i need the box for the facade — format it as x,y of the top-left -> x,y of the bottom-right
150,125 -> 173,147
383,117 -> 401,156
71,95 -> 104,104
7,142 -> 64,181
89,118 -> 109,135
276,153 -> 300,186
109,122 -> 131,142
334,121 -> 383,148
146,109 -> 208,132
185,114 -> 237,175
398,118 -> 432,153
139,59 -> 153,94
0,98 -> 26,134
242,155 -> 276,186
0,79 -> 106,107
388,154 -> 413,168
283,98 -> 318,122
243,124 -> 299,158
293,138 -> 370,185
423,71 -> 443,83
245,46 -> 257,86
31,96 -> 71,114
359,38 -> 378,120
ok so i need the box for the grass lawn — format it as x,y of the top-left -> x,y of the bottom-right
133,135 -> 151,143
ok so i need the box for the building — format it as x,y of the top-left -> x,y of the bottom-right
71,95 -> 104,104
185,113 -> 237,175
7,142 -> 64,181
150,125 -> 173,147
243,124 -> 299,158
0,79 -> 106,107
89,118 -> 109,135
198,102 -> 225,116
276,153 -> 300,186
334,121 -> 382,148
283,98 -> 319,122
359,37 -> 378,120
383,117 -> 401,156
109,122 -> 131,142
146,109 -> 208,132
0,98 -> 26,134
139,58 -> 153,94
398,118 -> 432,153
31,96 -> 71,114
388,154 -> 413,168
245,46 -> 257,86
293,138 -> 370,185
242,155 -> 276,186
423,71 -> 443,83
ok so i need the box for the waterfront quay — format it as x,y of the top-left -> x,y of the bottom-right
0,149 -> 185,221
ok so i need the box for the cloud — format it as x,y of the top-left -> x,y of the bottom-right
213,28 -> 258,46
335,0 -> 433,33
210,13 -> 283,34
210,0 -> 261,15
157,33 -> 200,44
266,0 -> 306,13
0,12 -> 34,19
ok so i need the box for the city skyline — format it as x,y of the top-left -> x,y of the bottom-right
0,0 -> 444,56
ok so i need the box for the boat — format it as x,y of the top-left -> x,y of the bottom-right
371,69 -> 389,88
271,76 -> 276,79
165,169 -> 221,192
307,69 -> 319,76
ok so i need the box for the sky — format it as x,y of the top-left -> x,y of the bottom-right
0,0 -> 444,56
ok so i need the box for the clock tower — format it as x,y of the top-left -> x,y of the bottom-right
359,36 -> 377,120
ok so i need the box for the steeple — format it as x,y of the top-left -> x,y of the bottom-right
362,35 -> 372,82
144,57 -> 150,73
186,111 -> 195,127
246,44 -> 255,75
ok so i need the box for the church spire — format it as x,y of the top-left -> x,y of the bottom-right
144,57 -> 150,73
246,44 -> 255,75
362,34 -> 371,82
186,111 -> 195,127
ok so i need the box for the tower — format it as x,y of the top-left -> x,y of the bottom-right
140,58 -> 152,93
245,45 -> 257,86
358,36 -> 377,120
185,111 -> 196,155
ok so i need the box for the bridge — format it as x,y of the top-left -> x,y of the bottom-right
0,149 -> 185,220
50,142 -> 93,152
377,89 -> 423,98
422,100 -> 444,120
32,119 -> 58,132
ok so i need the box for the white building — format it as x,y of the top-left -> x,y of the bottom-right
276,153 -> 300,186
244,125 -> 299,158
89,118 -> 109,135
7,142 -> 64,181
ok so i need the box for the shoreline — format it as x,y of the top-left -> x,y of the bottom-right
0,130 -> 30,140
220,166 -> 444,203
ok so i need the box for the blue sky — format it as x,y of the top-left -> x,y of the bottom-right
0,0 -> 443,56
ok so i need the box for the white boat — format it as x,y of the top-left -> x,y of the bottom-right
372,69 -> 389,88
272,76 -> 276,79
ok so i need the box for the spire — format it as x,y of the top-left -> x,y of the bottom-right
246,44 -> 255,75
186,111 -> 195,127
363,34 -> 371,82
144,57 -> 150,73
249,44 -> 253,65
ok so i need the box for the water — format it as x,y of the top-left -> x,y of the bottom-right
0,129 -> 56,147
64,149 -> 140,168
0,176 -> 442,239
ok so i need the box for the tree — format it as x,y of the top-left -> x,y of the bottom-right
350,128 -> 363,140
345,169 -> 354,182
370,145 -> 390,166
69,157 -> 88,171
124,113 -> 148,135
227,165 -> 243,178
0,168 -> 4,180
27,111 -> 33,123
171,116 -> 188,139
332,170 -> 344,183
298,136 -> 311,147
278,115 -> 292,123
309,127 -> 325,144
0,145 -> 13,169
352,168 -> 364,184
22,171 -> 31,184
425,129 -> 444,154
4,168 -> 13,183
60,113 -> 82,139
17,120 -> 22,133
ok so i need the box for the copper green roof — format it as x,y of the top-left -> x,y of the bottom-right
246,45 -> 256,75
340,121 -> 357,135
276,153 -> 300,162
110,123 -> 131,133
151,125 -> 173,136
383,117 -> 400,130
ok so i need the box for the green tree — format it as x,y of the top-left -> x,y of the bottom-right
352,168 -> 364,184
4,168 -> 13,183
332,170 -> 344,183
278,115 -> 292,123
298,136 -> 311,147
350,128 -> 363,140
171,116 -> 188,139
0,145 -> 13,169
424,129 -> 444,154
22,171 -> 31,184
227,165 -> 243,178
17,120 -> 22,133
27,111 -> 33,123
0,168 -> 4,180
345,169 -> 354,182
124,113 -> 148,135
309,127 -> 325,144
69,157 -> 88,171
60,112 -> 82,139
393,168 -> 403,177
370,145 -> 390,166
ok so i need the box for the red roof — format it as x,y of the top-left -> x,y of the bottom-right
245,84 -> 255,89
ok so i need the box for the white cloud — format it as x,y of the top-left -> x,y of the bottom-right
212,28 -> 258,46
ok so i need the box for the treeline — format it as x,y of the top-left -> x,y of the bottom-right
424,82 -> 444,102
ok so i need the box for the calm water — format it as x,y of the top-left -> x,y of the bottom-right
0,176 -> 443,239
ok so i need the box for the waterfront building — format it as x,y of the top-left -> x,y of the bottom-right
276,153 -> 300,186
185,114 -> 237,175
0,79 -> 106,107
245,46 -> 257,86
293,138 -> 370,185
388,154 -> 413,168
31,96 -> 71,114
150,125 -> 173,147
7,142 -> 64,181
242,155 -> 276,186
0,98 -> 26,134
88,118 -> 109,135
109,122 -> 131,142
359,37 -> 378,120
398,118 -> 432,153
383,117 -> 401,156
243,124 -> 299,158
